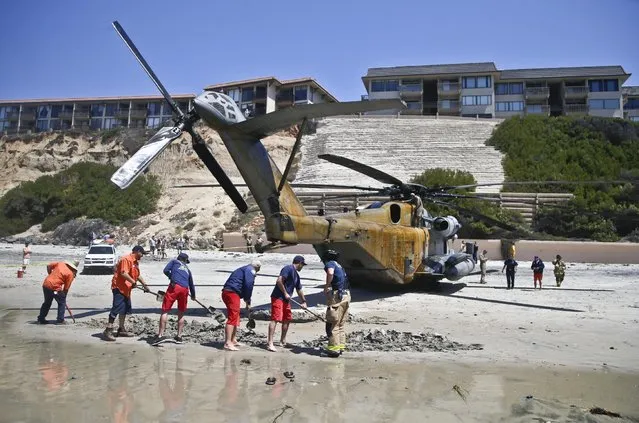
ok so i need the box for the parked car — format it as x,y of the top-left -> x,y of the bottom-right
83,244 -> 118,274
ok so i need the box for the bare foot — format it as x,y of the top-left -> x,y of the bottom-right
279,341 -> 291,348
267,344 -> 277,352
224,344 -> 239,351
233,341 -> 245,347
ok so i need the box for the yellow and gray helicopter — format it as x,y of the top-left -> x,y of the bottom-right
108,21 -> 628,287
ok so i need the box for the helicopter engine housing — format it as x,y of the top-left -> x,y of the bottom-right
431,216 -> 461,238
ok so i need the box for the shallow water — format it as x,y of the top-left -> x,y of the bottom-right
1,310 -> 638,423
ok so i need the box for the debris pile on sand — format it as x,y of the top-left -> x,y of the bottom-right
301,329 -> 483,352
82,316 -> 266,345
249,308 -> 321,323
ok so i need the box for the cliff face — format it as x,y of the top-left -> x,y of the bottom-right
0,126 -> 296,246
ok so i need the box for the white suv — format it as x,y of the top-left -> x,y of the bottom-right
83,244 -> 118,274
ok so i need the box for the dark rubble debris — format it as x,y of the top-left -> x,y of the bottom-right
81,316 -> 266,345
300,329 -> 483,353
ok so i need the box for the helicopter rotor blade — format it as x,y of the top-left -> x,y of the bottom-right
429,179 -> 637,193
318,154 -> 404,186
111,125 -> 183,189
188,129 -> 248,213
171,182 -> 382,191
112,21 -> 184,118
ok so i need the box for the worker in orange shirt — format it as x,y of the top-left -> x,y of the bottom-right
103,245 -> 151,341
37,260 -> 79,324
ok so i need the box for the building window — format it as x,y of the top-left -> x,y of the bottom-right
255,85 -> 267,100
147,102 -> 162,116
463,76 -> 491,89
496,101 -> 524,112
630,116 -> 639,122
406,101 -> 421,110
626,98 -> 639,109
36,120 -> 49,131
294,85 -> 308,102
589,99 -> 620,109
495,83 -> 508,95
589,79 -> 619,92
462,95 -> 492,106
241,88 -> 254,102
146,117 -> 162,128
227,89 -> 240,103
90,104 -> 105,117
38,105 -> 51,119
510,83 -> 523,94
90,118 -> 102,130
370,79 -> 399,92
105,104 -> 117,117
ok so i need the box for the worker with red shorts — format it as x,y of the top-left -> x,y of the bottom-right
267,255 -> 308,352
221,260 -> 261,351
153,253 -> 196,345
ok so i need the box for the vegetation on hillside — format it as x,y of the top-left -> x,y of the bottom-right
410,168 -> 525,239
486,116 -> 639,241
0,162 -> 161,236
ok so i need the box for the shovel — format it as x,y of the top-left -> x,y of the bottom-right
137,285 -> 164,302
192,297 -> 217,315
246,310 -> 256,330
289,298 -> 326,322
65,304 -> 76,323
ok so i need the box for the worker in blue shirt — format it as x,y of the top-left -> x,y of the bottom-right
267,255 -> 308,352
221,260 -> 261,351
154,253 -> 196,345
323,250 -> 350,357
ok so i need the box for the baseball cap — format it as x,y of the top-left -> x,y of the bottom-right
293,255 -> 306,265
132,245 -> 147,255
177,252 -> 190,263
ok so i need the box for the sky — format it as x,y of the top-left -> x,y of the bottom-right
0,0 -> 637,101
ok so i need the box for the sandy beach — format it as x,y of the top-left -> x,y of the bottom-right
1,242 -> 638,422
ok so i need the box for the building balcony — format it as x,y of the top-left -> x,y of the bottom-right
114,110 -> 130,119
5,111 -> 20,120
525,87 -> 550,100
18,112 -> 35,121
438,101 -> 460,114
437,83 -> 460,96
399,85 -> 422,99
58,111 -> 74,119
129,109 -> 147,118
564,86 -> 588,98
525,105 -> 550,115
564,104 -> 589,115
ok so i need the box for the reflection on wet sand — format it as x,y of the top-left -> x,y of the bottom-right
1,311 -> 638,422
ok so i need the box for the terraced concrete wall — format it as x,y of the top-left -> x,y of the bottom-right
296,116 -> 505,193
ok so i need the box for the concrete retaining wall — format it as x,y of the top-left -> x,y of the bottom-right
223,232 -> 639,264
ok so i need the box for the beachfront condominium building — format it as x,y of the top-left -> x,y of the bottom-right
623,86 -> 639,122
361,62 -> 634,119
0,94 -> 195,135
204,76 -> 338,118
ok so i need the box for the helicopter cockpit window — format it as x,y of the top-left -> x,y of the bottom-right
213,103 -> 226,117
390,203 -> 401,224
228,112 -> 236,120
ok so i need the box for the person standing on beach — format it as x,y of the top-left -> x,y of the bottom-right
153,253 -> 196,345
502,257 -> 518,289
37,260 -> 79,324
323,250 -> 350,357
531,256 -> 545,289
267,255 -> 308,352
22,242 -> 31,273
479,249 -> 488,284
103,246 -> 151,341
552,254 -> 566,287
221,260 -> 261,350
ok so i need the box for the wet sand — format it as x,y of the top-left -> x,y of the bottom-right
1,243 -> 639,421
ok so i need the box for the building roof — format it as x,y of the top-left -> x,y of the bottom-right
622,86 -> 639,96
0,94 -> 195,105
205,76 -> 339,102
204,77 -> 278,90
499,66 -> 630,80
280,77 -> 339,102
364,62 -> 498,78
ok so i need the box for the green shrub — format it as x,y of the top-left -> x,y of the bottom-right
410,168 -> 525,238
487,116 -> 639,241
0,162 -> 161,236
